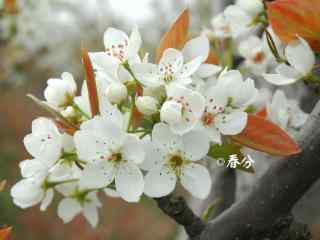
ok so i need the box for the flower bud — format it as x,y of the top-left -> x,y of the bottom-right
106,83 -> 128,104
136,96 -> 158,116
160,100 -> 183,125
44,72 -> 77,108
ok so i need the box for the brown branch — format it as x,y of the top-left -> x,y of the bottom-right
155,195 -> 206,239
199,100 -> 320,240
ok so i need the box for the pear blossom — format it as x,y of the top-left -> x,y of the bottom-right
238,36 -> 272,75
267,90 -> 308,130
160,84 -> 205,135
132,48 -> 203,88
74,109 -> 145,202
263,37 -> 316,85
58,190 -> 102,227
44,72 -> 77,109
136,96 -> 159,116
224,0 -> 263,38
197,70 -> 257,143
23,117 -> 63,166
89,27 -> 142,79
11,174 -> 54,211
142,123 -> 211,199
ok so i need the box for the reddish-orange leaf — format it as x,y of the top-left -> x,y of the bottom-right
0,227 -> 12,240
4,0 -> 17,14
205,50 -> 220,65
156,9 -> 189,63
268,0 -> 320,52
82,47 -> 100,116
230,115 -> 301,156
256,107 -> 267,118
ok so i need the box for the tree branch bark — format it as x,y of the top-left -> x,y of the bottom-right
199,100 -> 320,240
155,195 -> 206,239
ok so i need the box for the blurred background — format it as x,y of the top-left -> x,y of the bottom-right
0,0 -> 232,239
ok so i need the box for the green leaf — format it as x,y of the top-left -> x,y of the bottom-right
208,143 -> 255,174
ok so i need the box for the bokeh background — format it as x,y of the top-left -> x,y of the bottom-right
0,0 -> 229,239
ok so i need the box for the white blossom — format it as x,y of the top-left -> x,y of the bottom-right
142,123 -> 211,199
160,84 -> 205,135
44,72 -> 77,108
264,37 -> 315,85
74,108 -> 145,202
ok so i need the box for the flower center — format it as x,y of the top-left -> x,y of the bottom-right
105,40 -> 128,62
169,155 -> 184,169
109,153 -> 122,163
253,52 -> 266,64
202,112 -> 215,126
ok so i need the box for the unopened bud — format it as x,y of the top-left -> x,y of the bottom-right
106,83 -> 128,104
160,100 -> 183,125
136,96 -> 158,116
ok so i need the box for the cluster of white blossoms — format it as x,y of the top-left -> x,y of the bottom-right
10,26 -> 259,227
11,0 -> 311,228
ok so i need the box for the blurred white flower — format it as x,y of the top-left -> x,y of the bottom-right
264,37 -> 315,85
267,90 -> 308,130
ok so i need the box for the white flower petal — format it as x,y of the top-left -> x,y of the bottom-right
104,188 -> 120,198
179,56 -> 203,78
131,63 -> 160,87
58,198 -> 82,223
182,131 -> 210,161
263,73 -> 298,86
144,166 -> 177,198
122,135 -> 145,164
197,64 -> 222,78
19,159 -> 48,178
79,162 -> 115,189
74,130 -> 108,163
115,162 -> 144,202
127,26 -> 142,60
139,138 -> 167,171
216,111 -> 248,135
40,189 -> 54,211
83,203 -> 99,228
182,36 -> 209,62
285,37 -> 315,75
152,123 -> 182,153
180,163 -> 211,199
159,48 -> 184,74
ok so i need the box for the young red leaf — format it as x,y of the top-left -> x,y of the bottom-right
0,227 -> 12,240
82,47 -> 100,116
267,0 -> 320,52
205,50 -> 220,65
156,9 -> 189,63
256,107 -> 267,118
230,114 -> 301,156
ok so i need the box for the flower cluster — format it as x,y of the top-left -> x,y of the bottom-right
12,1 -> 309,227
